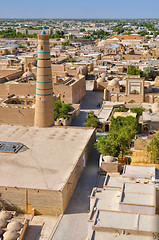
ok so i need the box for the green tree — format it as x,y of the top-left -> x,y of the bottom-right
19,45 -> 25,48
54,100 -> 72,120
84,111 -> 100,128
27,41 -> 30,47
143,66 -> 155,80
147,133 -> 159,164
80,28 -> 85,32
95,135 -> 120,156
113,107 -> 128,113
130,107 -> 145,116
127,65 -> 143,77
95,116 -> 139,158
61,40 -> 70,46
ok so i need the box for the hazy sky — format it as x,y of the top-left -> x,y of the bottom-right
1,0 -> 159,19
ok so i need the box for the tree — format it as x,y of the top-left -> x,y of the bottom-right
80,28 -> 85,32
61,40 -> 70,46
113,107 -> 128,113
143,66 -> 155,80
19,45 -> 25,48
127,65 -> 143,77
27,41 -> 30,47
54,100 -> 72,120
95,116 -> 139,158
147,133 -> 159,164
84,111 -> 100,128
130,107 -> 145,116
95,135 -> 120,156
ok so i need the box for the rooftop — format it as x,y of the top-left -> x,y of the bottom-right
0,124 -> 94,191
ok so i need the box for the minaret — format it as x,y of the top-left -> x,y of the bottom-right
34,30 -> 54,127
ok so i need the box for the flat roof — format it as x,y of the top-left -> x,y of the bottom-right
97,108 -> 112,123
0,124 -> 95,191
123,165 -> 155,179
92,231 -> 155,240
94,210 -> 159,233
95,189 -> 121,211
121,183 -> 155,207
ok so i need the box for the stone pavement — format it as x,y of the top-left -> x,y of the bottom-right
71,80 -> 103,127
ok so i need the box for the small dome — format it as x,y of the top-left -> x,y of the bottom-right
100,73 -> 106,78
113,77 -> 120,81
22,71 -> 34,78
97,77 -> 104,83
98,40 -> 107,47
108,79 -> 119,87
20,58 -> 25,64
0,211 -> 12,220
3,230 -> 19,240
41,30 -> 46,35
0,219 -> 7,228
7,221 -> 23,231
103,156 -> 116,163
152,102 -> 159,113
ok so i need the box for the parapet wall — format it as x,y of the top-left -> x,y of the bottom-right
0,107 -> 35,126
0,186 -> 63,215
0,83 -> 36,98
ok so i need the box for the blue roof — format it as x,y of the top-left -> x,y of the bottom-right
41,30 -> 46,35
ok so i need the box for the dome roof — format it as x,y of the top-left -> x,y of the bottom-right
152,102 -> 159,113
98,40 -> 107,47
0,219 -> 7,228
108,79 -> 119,87
41,30 -> 46,35
113,77 -> 120,81
7,221 -> 23,231
22,71 -> 34,78
103,156 -> 116,163
20,58 -> 25,64
3,230 -> 19,240
100,73 -> 106,78
0,211 -> 12,220
97,77 -> 104,83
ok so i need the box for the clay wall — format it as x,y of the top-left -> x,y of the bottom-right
0,83 -> 36,98
0,107 -> 35,126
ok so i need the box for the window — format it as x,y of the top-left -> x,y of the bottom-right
41,46 -> 43,50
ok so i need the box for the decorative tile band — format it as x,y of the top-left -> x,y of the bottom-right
36,80 -> 52,83
36,93 -> 52,96
38,58 -> 50,60
37,66 -> 51,68
36,88 -> 53,91
38,51 -> 50,53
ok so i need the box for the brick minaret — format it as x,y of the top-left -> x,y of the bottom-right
34,30 -> 54,127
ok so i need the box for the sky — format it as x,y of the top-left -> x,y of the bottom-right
1,0 -> 159,19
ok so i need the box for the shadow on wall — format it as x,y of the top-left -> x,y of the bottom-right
64,149 -> 99,215
23,225 -> 42,240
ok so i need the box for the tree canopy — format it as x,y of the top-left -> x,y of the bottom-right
95,116 -> 139,157
54,100 -> 72,121
127,65 -> 143,77
143,66 -> 155,80
130,107 -> 145,116
113,107 -> 128,113
147,133 -> 159,164
84,111 -> 100,128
